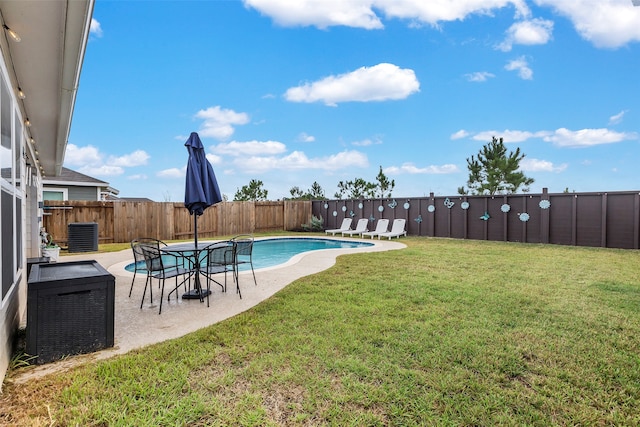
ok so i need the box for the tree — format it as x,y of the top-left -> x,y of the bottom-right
234,179 -> 268,201
334,178 -> 376,199
308,181 -> 326,200
289,186 -> 305,199
374,166 -> 395,198
333,166 -> 395,199
288,181 -> 326,200
458,136 -> 534,195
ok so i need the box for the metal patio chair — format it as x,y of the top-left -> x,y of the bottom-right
139,240 -> 191,314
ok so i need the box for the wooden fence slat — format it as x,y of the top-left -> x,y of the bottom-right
43,200 -> 313,245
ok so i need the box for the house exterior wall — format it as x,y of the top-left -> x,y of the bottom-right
0,52 -> 29,388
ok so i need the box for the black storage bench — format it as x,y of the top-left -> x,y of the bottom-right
27,260 -> 115,364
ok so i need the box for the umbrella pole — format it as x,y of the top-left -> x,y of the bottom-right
182,213 -> 211,300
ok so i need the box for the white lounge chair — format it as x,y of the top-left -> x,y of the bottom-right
325,218 -> 353,235
378,218 -> 407,240
342,218 -> 369,237
361,219 -> 389,239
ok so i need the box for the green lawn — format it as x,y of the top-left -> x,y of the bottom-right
3,238 -> 640,426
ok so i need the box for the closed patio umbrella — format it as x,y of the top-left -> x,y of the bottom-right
184,132 -> 222,298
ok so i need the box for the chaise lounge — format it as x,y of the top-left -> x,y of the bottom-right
378,218 -> 407,240
342,218 -> 369,237
361,218 -> 389,239
325,218 -> 353,235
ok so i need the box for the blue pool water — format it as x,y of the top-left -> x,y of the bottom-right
125,237 -> 374,273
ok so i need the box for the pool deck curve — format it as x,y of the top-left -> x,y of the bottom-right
11,236 -> 405,383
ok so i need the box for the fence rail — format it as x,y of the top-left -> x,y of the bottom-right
312,189 -> 640,250
42,200 -> 312,245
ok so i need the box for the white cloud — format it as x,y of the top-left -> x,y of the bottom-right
65,144 -> 152,177
465,71 -> 495,82
472,129 -> 549,142
505,56 -> 533,80
244,0 -> 640,48
108,150 -> 149,167
214,140 -> 287,156
80,165 -> 124,177
534,0 -> 640,48
157,167 -> 185,178
543,128 -> 638,147
608,110 -> 627,125
195,106 -> 250,140
243,0 -> 384,29
64,144 -> 102,166
520,158 -> 567,172
284,63 -> 420,106
206,153 -> 223,165
297,132 -> 315,142
127,174 -> 148,180
385,163 -> 460,174
90,19 -> 103,37
243,0 -> 529,29
451,130 -> 470,140
238,149 -> 369,173
352,137 -> 382,147
497,18 -> 554,51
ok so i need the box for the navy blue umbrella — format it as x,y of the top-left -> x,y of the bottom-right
184,132 -> 222,298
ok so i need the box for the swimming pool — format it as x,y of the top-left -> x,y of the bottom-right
125,237 -> 374,273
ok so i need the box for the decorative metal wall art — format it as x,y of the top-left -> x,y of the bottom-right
388,199 -> 398,209
519,212 -> 530,222
444,198 -> 455,209
501,204 -> 511,213
378,205 -> 384,212
428,205 -> 435,212
415,215 -> 423,223
480,212 -> 490,221
539,200 -> 551,209
461,201 -> 470,210
404,202 -> 410,210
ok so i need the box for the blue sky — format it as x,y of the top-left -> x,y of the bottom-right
66,0 -> 640,201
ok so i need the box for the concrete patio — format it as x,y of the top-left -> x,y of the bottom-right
13,237 -> 405,383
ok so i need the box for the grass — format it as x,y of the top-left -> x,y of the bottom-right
3,237 -> 640,425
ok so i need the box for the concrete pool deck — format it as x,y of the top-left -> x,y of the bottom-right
12,236 -> 405,383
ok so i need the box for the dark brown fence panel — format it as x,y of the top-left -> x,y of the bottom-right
548,194 -> 574,245
311,189 -> 640,249
606,193 -> 636,249
575,194 -> 603,247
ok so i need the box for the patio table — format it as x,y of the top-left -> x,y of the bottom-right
161,241 -> 228,300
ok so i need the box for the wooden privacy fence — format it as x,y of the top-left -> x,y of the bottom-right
312,189 -> 640,250
42,200 -> 312,245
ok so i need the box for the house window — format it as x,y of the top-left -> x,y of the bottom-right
0,73 -> 11,187
43,188 -> 67,201
0,62 -> 24,302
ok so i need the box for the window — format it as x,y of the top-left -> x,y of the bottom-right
0,61 -> 24,302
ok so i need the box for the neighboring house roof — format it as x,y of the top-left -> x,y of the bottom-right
106,196 -> 154,202
42,167 -> 109,187
0,0 -> 94,177
43,167 -> 120,200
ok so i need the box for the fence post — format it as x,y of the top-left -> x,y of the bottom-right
428,192 -> 435,237
540,188 -> 550,244
601,193 -> 608,248
635,193 -> 640,250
